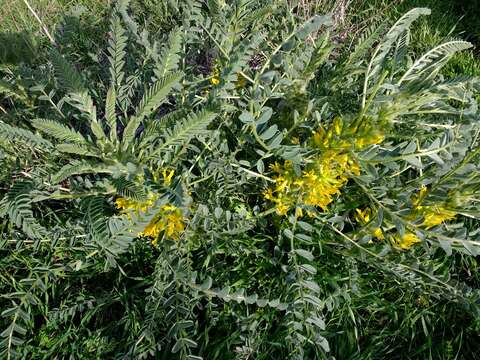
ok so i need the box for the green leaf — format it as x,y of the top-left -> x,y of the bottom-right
365,8 -> 431,96
123,71 -> 182,146
399,40 -> 473,85
50,49 -> 85,93
52,161 -> 113,183
105,87 -> 117,142
154,27 -> 182,78
5,181 -> 47,240
0,121 -> 52,150
56,143 -> 100,158
149,109 -> 217,157
295,249 -> 314,261
108,15 -> 127,88
31,118 -> 88,145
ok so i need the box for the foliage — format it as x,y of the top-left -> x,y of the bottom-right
1,1 -> 480,359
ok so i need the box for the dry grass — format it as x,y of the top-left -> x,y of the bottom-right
295,0 -> 351,24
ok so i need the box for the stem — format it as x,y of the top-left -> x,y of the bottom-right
22,0 -> 56,45
430,142 -> 480,192
41,89 -> 65,119
251,123 -> 271,152
230,163 -> 275,182
356,70 -> 389,127
323,219 -> 459,294
358,143 -> 453,164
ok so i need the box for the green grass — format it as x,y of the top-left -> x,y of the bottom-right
1,1 -> 480,359
0,0 -> 109,35
295,0 -> 480,77
345,0 -> 480,77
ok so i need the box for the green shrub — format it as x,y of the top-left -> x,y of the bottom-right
1,1 -> 480,359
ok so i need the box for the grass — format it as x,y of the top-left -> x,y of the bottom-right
0,0 -> 109,36
3,0 -> 479,67
292,0 -> 480,77
347,0 -> 480,77
1,1 -> 480,358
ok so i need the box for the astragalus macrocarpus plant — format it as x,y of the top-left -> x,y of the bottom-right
1,2 -> 480,359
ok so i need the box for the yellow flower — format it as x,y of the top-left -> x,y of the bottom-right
115,194 -> 185,243
312,127 -> 328,148
354,132 -> 384,149
276,202 -> 290,216
115,197 -> 130,210
354,208 -> 384,240
332,117 -> 343,135
355,208 -> 371,223
412,186 -> 456,228
421,206 -> 456,229
141,221 -> 163,238
162,169 -> 175,186
373,228 -> 384,240
263,116 -> 386,217
264,149 -> 359,215
270,162 -> 282,173
210,65 -> 220,86
394,232 -> 421,250
165,211 -> 185,237
140,204 -> 185,243
263,188 -> 274,200
295,207 -> 303,218
275,178 -> 290,192
115,193 -> 158,215
414,185 -> 428,206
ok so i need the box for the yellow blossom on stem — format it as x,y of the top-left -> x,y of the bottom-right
295,207 -> 303,218
354,208 -> 371,223
264,116 -> 386,217
115,194 -> 185,243
162,169 -> 175,186
141,204 -> 185,245
115,193 -> 158,214
210,65 -> 220,86
354,131 -> 384,150
419,206 -> 456,229
412,186 -> 457,228
276,202 -> 290,216
264,150 -> 360,216
373,228 -> 384,239
394,232 -> 421,250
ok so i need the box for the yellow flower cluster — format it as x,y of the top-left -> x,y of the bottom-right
264,117 -> 383,216
210,76 -> 220,86
353,186 -> 457,251
355,207 -> 421,250
421,207 -> 456,228
141,205 -> 185,241
312,117 -> 384,151
394,232 -> 421,249
264,152 -> 359,216
115,193 -> 185,244
412,186 -> 456,229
